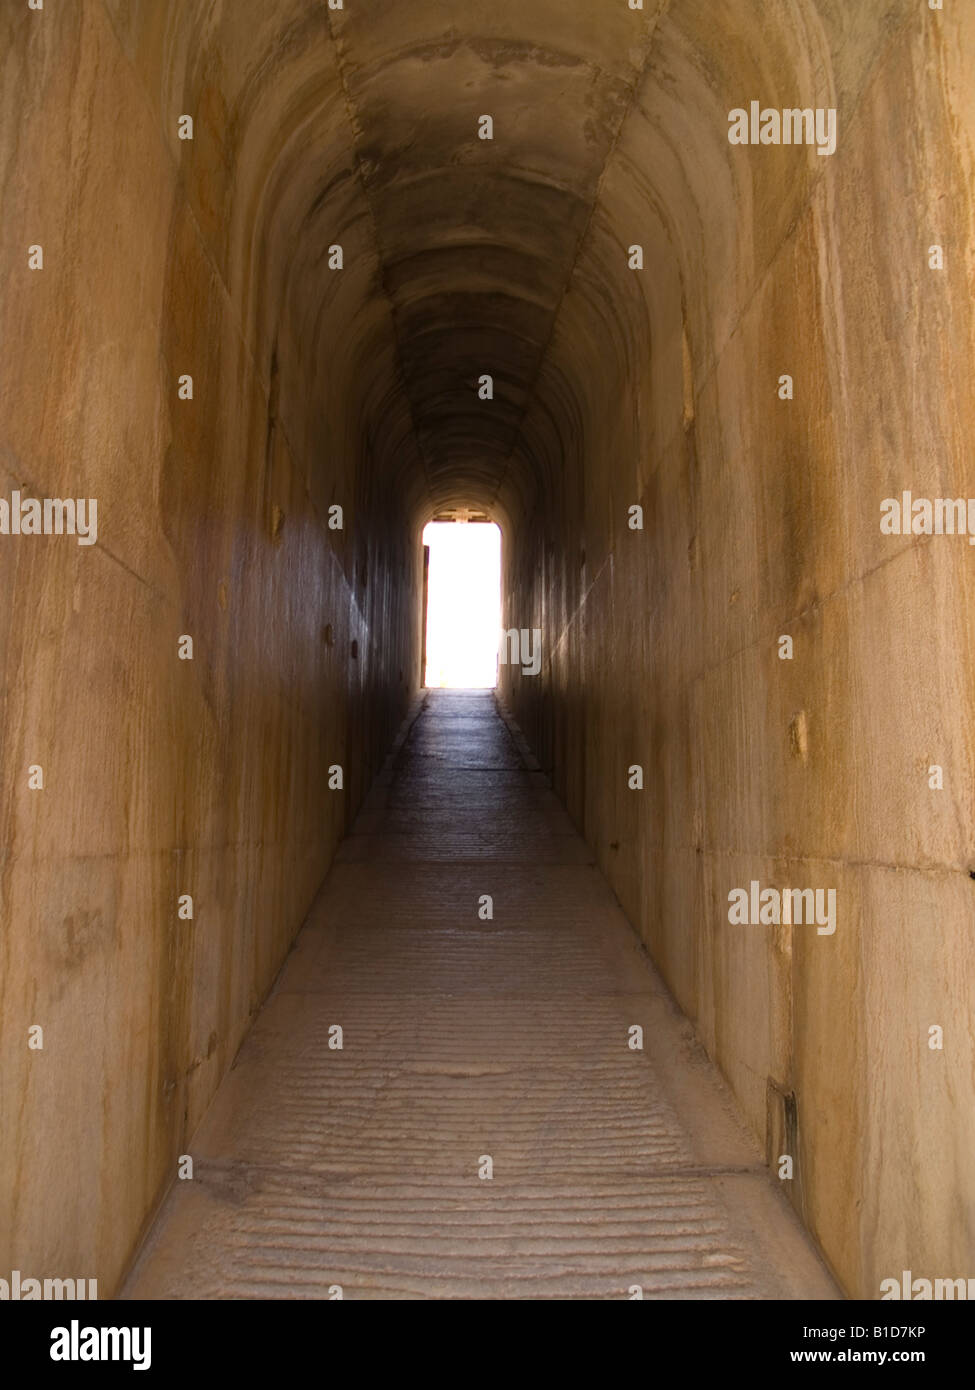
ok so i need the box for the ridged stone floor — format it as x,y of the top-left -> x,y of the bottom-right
122,689 -> 838,1300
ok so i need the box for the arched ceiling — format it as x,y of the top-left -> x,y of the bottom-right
107,0 -> 663,531
105,0 -> 903,538
336,9 -> 658,522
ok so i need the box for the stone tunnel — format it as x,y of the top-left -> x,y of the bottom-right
2,0 -> 973,1303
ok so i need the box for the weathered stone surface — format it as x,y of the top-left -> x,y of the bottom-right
501,0 -> 975,1300
121,691 -> 837,1301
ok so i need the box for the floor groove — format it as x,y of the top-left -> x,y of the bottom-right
122,690 -> 838,1301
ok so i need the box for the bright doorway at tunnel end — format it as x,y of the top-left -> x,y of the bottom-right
422,518 -> 501,688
